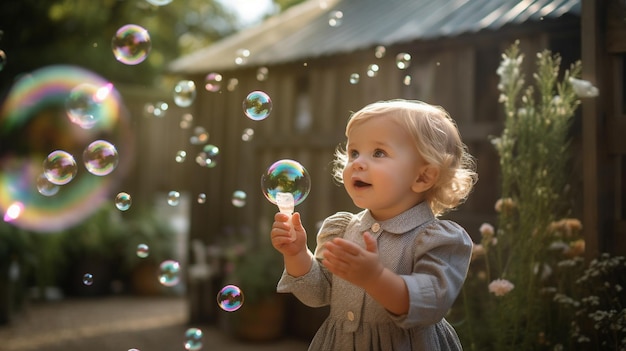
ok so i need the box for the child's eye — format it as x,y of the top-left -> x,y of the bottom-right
373,149 -> 386,158
348,150 -> 359,159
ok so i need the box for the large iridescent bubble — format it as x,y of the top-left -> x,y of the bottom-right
261,159 -> 311,206
0,65 -> 133,232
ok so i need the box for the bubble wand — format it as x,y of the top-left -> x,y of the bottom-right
276,192 -> 296,241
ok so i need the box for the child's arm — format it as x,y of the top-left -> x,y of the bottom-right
271,212 -> 313,277
322,232 -> 410,315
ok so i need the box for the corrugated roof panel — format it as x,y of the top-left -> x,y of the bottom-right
168,0 -> 580,74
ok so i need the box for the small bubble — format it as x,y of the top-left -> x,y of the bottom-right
204,72 -> 222,92
136,243 -> 149,258
328,11 -> 343,27
197,193 -> 206,204
115,192 -> 132,211
403,75 -> 412,86
349,73 -> 360,85
231,190 -> 247,207
190,126 -> 209,145
168,191 -> 180,206
43,150 -> 77,185
227,78 -> 239,91
241,128 -> 254,141
395,52 -> 411,69
195,144 -> 220,168
66,83 -> 112,129
152,101 -> 168,118
366,64 -> 379,77
83,273 -> 94,286
180,113 -> 194,129
243,91 -> 272,121
158,260 -> 181,287
256,67 -> 269,81
111,24 -> 151,65
175,150 -> 187,163
173,80 -> 196,107
217,285 -> 244,312
374,46 -> 386,59
83,140 -> 119,176
184,328 -> 203,351
36,173 -> 60,197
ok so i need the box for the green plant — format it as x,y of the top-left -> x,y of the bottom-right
453,40 -> 597,351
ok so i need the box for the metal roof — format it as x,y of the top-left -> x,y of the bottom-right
168,0 -> 580,74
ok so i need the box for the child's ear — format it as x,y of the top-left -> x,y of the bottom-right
412,165 -> 439,193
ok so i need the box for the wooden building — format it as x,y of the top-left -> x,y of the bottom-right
148,0 -> 623,334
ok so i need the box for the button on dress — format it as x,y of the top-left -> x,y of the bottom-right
277,202 -> 473,351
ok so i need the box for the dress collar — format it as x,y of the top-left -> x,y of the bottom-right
355,202 -> 435,235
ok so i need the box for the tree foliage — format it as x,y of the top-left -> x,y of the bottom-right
0,0 -> 240,95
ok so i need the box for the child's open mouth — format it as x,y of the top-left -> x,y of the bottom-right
354,180 -> 371,188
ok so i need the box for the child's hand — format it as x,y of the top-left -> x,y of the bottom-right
321,231 -> 384,289
270,212 -> 307,257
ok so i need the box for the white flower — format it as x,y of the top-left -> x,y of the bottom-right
568,77 -> 599,98
489,278 -> 515,296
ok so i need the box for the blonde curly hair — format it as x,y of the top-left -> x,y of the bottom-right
332,99 -> 478,216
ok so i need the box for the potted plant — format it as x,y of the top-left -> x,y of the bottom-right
224,240 -> 287,342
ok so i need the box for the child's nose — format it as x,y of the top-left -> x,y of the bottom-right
352,157 -> 366,170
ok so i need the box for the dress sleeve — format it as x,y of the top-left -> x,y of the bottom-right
276,212 -> 353,308
389,220 -> 473,328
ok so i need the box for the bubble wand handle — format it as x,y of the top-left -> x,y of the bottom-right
276,192 -> 296,242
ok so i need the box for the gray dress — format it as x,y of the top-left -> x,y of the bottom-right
277,202 -> 473,351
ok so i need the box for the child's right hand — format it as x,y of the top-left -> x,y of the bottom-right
271,212 -> 306,256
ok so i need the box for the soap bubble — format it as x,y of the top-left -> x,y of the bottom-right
374,46 -> 386,59
136,243 -> 149,258
217,285 -> 244,312
328,10 -> 343,27
43,150 -> 77,185
82,273 -> 94,286
403,75 -> 412,86
204,73 -> 222,92
173,80 -> 196,107
227,78 -> 239,91
256,67 -> 269,81
36,173 -> 60,197
195,144 -> 219,168
180,113 -> 193,129
83,140 -> 119,176
261,159 -> 311,206
111,24 -> 151,65
66,83 -> 115,129
395,52 -> 411,69
189,126 -> 208,145
184,328 -> 203,351
152,101 -> 168,118
243,91 -> 272,121
175,150 -> 186,163
367,64 -> 379,77
231,190 -> 247,207
241,128 -> 254,141
158,260 -> 181,287
115,192 -> 132,211
349,73 -> 360,85
167,191 -> 180,206
197,193 -> 206,204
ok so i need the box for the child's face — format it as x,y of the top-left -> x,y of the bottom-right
342,116 -> 426,221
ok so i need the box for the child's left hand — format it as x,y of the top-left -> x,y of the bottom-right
321,231 -> 384,289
